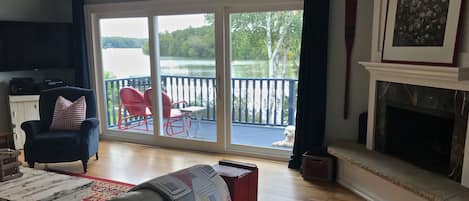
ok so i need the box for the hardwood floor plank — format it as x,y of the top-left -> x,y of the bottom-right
18,140 -> 364,201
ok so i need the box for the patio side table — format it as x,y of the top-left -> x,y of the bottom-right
180,106 -> 205,138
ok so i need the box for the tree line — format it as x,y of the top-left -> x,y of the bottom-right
101,37 -> 146,49
101,28 -> 269,60
101,11 -> 302,67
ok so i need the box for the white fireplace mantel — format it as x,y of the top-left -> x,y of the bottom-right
361,61 -> 469,188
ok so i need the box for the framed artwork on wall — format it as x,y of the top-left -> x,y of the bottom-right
382,0 -> 464,66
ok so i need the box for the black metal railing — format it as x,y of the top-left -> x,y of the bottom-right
104,75 -> 297,128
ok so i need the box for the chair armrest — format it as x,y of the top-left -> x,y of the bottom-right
79,118 -> 100,159
21,120 -> 42,137
81,118 -> 99,131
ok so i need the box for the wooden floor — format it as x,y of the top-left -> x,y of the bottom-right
19,140 -> 364,201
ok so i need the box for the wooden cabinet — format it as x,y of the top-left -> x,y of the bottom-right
9,96 -> 40,150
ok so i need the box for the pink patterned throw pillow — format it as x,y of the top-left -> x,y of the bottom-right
50,96 -> 87,131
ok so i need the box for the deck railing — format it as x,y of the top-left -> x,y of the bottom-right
104,75 -> 297,128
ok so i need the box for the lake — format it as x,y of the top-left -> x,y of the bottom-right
102,48 -> 299,79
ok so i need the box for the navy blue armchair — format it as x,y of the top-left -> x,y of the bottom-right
21,87 -> 99,173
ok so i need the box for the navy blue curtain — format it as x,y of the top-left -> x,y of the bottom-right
72,0 -> 91,89
288,0 -> 330,169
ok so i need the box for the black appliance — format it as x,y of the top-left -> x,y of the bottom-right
10,78 -> 67,95
10,78 -> 38,95
0,21 -> 73,71
42,79 -> 67,90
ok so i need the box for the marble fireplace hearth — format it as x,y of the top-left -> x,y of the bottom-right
329,62 -> 469,201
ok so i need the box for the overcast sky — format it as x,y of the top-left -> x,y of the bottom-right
100,14 -> 209,38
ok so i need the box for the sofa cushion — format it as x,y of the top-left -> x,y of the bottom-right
39,87 -> 97,132
50,96 -> 86,131
130,165 -> 230,201
32,131 -> 81,159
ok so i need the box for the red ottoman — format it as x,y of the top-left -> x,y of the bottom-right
214,160 -> 258,201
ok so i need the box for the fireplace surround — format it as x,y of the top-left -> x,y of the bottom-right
362,61 -> 469,187
374,81 -> 469,181
326,62 -> 469,201
329,1 -> 469,199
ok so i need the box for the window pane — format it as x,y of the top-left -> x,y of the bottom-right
157,14 -> 217,142
100,18 -> 154,135
230,10 -> 303,150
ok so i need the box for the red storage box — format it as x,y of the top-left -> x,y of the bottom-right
301,151 -> 335,182
214,160 -> 258,201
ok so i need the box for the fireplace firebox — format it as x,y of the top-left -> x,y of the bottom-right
385,104 -> 454,175
374,81 -> 469,182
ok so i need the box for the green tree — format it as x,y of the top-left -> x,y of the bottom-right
101,37 -> 147,49
230,11 -> 302,123
143,11 -> 303,78
143,26 -> 215,59
104,71 -> 117,80
230,11 -> 303,78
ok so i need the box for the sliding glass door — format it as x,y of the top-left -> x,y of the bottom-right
96,11 -> 218,147
88,2 -> 303,157
156,14 -> 217,142
99,17 -> 155,135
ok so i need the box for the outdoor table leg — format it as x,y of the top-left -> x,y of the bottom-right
192,111 -> 203,138
184,113 -> 191,137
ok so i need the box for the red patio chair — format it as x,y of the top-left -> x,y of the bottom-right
118,87 -> 152,131
144,88 -> 191,136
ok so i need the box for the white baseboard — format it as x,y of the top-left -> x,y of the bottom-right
336,159 -> 427,201
337,176 -> 380,201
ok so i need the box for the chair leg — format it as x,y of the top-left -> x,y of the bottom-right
28,162 -> 35,168
82,160 -> 88,173
95,153 -> 99,160
118,104 -> 122,129
164,120 -> 170,136
169,120 -> 176,136
183,116 -> 189,136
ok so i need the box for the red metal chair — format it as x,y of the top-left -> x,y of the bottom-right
144,88 -> 191,136
118,87 -> 152,131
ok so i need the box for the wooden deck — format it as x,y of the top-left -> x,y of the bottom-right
110,120 -> 292,150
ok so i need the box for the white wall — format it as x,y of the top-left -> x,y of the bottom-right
325,0 -> 373,143
0,0 -> 74,134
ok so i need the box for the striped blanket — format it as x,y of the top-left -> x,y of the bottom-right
131,165 -> 231,201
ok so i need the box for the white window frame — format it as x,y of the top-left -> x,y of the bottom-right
85,0 -> 303,160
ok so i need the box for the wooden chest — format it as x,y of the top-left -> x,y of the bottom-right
301,151 -> 336,182
214,160 -> 258,201
0,149 -> 22,182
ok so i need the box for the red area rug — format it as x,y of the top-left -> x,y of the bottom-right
49,170 -> 135,201
79,175 -> 135,201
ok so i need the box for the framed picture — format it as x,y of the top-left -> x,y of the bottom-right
382,0 -> 464,66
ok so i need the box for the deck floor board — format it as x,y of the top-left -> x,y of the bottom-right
111,120 -> 291,150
